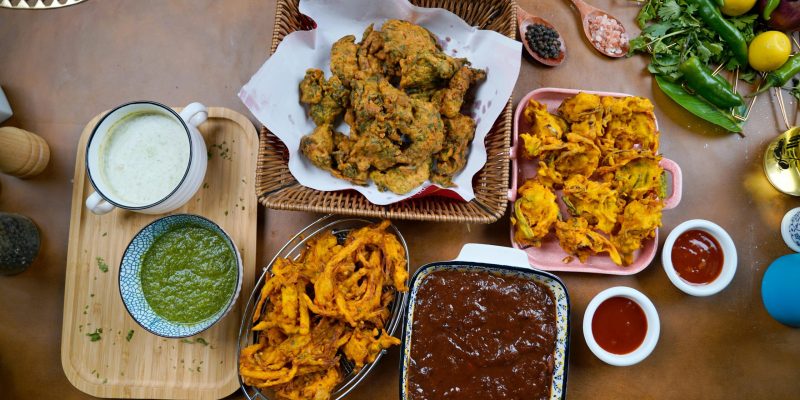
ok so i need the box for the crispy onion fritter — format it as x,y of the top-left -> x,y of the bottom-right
240,221 -> 408,400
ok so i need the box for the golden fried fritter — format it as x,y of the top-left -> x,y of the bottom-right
555,217 -> 622,265
240,222 -> 408,400
558,92 -> 602,122
519,99 -> 568,159
562,175 -> 623,234
299,70 -> 349,125
298,20 -> 484,194
300,124 -> 335,171
330,35 -> 359,85
432,65 -> 485,118
370,160 -> 432,195
612,198 -> 663,265
431,114 -> 476,186
552,133 -> 601,177
512,180 -> 560,247
597,153 -> 663,200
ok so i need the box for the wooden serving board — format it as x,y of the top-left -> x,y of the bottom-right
61,107 -> 258,399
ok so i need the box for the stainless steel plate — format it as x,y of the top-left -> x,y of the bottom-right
237,215 -> 410,400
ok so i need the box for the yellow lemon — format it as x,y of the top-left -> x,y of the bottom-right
721,0 -> 756,16
749,31 -> 792,72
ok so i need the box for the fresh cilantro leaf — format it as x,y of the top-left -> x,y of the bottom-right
657,0 -> 681,21
643,22 -> 671,37
637,0 -> 658,28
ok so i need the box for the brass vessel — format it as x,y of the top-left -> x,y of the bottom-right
764,127 -> 800,196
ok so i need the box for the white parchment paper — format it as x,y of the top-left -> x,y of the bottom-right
240,0 -> 520,205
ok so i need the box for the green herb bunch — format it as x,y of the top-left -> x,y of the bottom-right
631,0 -> 758,83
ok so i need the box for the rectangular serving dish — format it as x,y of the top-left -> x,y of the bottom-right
255,0 -> 515,223
399,253 -> 570,400
509,88 -> 683,275
61,107 -> 258,399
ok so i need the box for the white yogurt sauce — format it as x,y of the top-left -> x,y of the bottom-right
99,111 -> 190,206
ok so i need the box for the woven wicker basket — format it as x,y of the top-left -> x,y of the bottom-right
256,0 -> 516,223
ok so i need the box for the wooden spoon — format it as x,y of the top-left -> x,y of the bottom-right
568,0 -> 629,58
517,6 -> 566,67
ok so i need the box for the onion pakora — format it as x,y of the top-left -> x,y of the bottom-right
511,180 -> 560,247
298,19 -> 486,194
239,221 -> 408,400
513,93 -> 666,266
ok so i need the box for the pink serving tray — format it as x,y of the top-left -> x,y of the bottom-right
509,88 -> 682,275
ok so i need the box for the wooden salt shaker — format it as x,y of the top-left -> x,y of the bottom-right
0,126 -> 50,178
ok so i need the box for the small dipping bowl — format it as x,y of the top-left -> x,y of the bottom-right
583,286 -> 659,366
780,207 -> 800,253
662,219 -> 737,297
119,214 -> 243,338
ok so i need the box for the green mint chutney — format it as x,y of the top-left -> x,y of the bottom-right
140,224 -> 237,324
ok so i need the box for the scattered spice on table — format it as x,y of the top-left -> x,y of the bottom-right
588,14 -> 628,55
96,257 -> 109,273
525,23 -> 561,59
87,328 -> 103,342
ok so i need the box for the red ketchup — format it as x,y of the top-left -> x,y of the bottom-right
671,229 -> 724,285
592,296 -> 648,355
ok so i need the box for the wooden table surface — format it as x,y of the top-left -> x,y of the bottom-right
1,0 -> 798,399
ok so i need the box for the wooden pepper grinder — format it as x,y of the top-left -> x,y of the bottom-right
0,126 -> 50,178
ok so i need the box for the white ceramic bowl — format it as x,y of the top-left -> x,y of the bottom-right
583,286 -> 660,366
662,219 -> 737,296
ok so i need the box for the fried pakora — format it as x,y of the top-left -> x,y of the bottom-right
562,175 -> 623,234
515,93 -> 665,266
511,180 -> 560,247
555,217 -> 622,265
298,19 -> 485,194
612,198 -> 663,266
240,221 -> 408,400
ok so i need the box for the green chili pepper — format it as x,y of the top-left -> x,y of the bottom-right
764,0 -> 780,20
714,0 -> 724,6
752,53 -> 800,95
655,75 -> 743,133
686,0 -> 749,66
679,56 -> 744,108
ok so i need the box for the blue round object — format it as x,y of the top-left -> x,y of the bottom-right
762,254 -> 800,328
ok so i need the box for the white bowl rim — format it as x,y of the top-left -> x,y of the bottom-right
661,219 -> 737,297
583,286 -> 660,367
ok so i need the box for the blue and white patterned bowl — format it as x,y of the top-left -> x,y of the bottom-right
119,214 -> 243,338
781,207 -> 800,253
399,262 -> 570,400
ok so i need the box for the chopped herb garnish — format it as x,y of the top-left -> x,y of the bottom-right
195,338 -> 209,346
87,328 -> 103,342
102,232 -> 107,237
125,330 -> 134,342
96,257 -> 109,273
